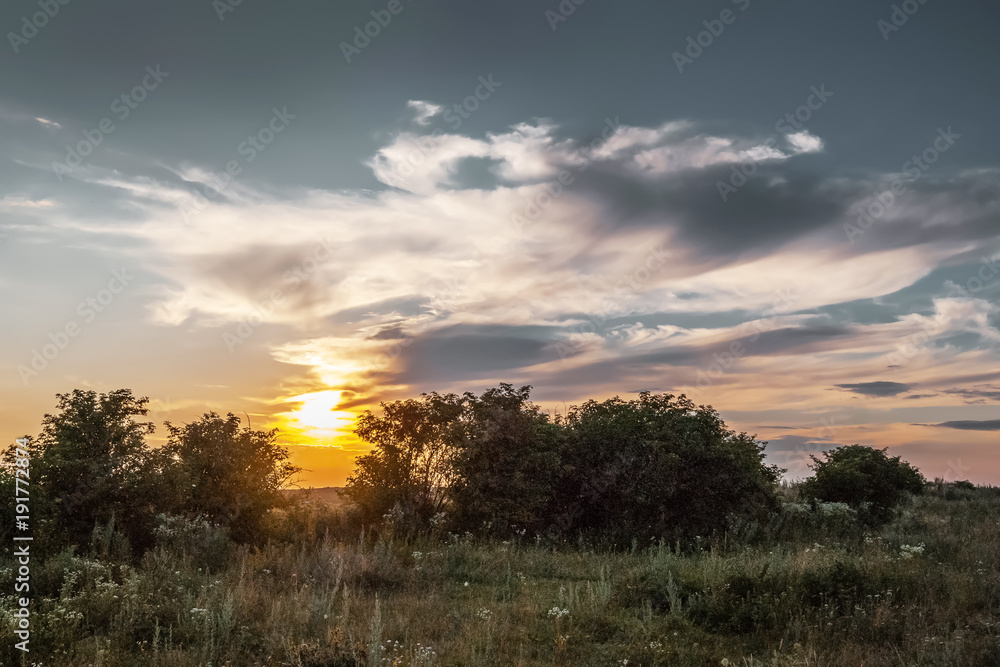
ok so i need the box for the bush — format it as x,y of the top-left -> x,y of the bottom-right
549,392 -> 783,542
164,412 -> 301,543
343,392 -> 464,528
447,384 -> 562,536
802,445 -> 925,524
0,389 -> 170,556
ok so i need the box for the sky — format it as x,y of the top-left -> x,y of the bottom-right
1,0 -> 998,486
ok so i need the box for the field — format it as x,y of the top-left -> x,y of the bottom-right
2,485 -> 999,666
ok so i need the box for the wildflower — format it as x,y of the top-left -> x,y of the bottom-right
547,607 -> 570,618
476,607 -> 493,620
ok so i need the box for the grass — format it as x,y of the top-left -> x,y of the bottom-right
1,487 -> 999,666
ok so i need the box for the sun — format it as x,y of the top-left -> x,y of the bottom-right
281,390 -> 354,441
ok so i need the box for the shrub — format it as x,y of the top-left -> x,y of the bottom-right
164,412 -> 301,543
802,445 -> 925,524
549,392 -> 784,542
343,392 -> 464,528
447,384 -> 562,536
0,389 -> 170,556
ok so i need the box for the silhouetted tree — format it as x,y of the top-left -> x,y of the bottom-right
802,444 -> 924,524
447,384 -> 561,535
343,392 -> 464,526
2,389 -> 170,555
164,412 -> 301,543
345,385 -> 784,543
550,392 -> 783,542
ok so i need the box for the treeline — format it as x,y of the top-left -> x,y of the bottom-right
0,389 -> 299,558
344,384 -> 926,541
2,385 -> 931,559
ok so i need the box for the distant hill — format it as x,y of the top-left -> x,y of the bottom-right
282,486 -> 345,508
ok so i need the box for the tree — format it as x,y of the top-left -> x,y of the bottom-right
4,389 -> 169,554
164,412 -> 301,543
343,392 -> 464,526
448,384 -> 562,535
802,444 -> 925,524
344,386 -> 784,543
550,392 -> 783,542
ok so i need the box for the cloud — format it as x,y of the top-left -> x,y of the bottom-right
37,105 -> 1000,429
0,197 -> 55,209
931,420 -> 1000,431
835,381 -> 912,397
406,100 -> 443,126
34,116 -> 61,129
786,131 -> 823,154
943,385 -> 1000,403
591,121 -> 792,175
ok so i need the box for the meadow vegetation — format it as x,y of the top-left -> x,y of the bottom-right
0,386 -> 996,666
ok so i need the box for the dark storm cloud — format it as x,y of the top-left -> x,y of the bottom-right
835,381 -> 912,397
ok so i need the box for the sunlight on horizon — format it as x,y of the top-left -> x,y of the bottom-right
277,390 -> 356,445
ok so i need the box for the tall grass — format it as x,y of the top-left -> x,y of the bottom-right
1,488 -> 998,666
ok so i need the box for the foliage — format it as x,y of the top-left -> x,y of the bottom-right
802,444 -> 926,524
163,412 -> 301,543
447,384 -> 562,536
0,390 -> 302,557
0,389 -> 169,555
347,387 -> 783,543
343,392 -> 464,527
550,392 -> 784,542
1,489 -> 1000,666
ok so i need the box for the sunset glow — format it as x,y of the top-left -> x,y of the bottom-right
2,0 -> 998,489
277,390 -> 355,444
